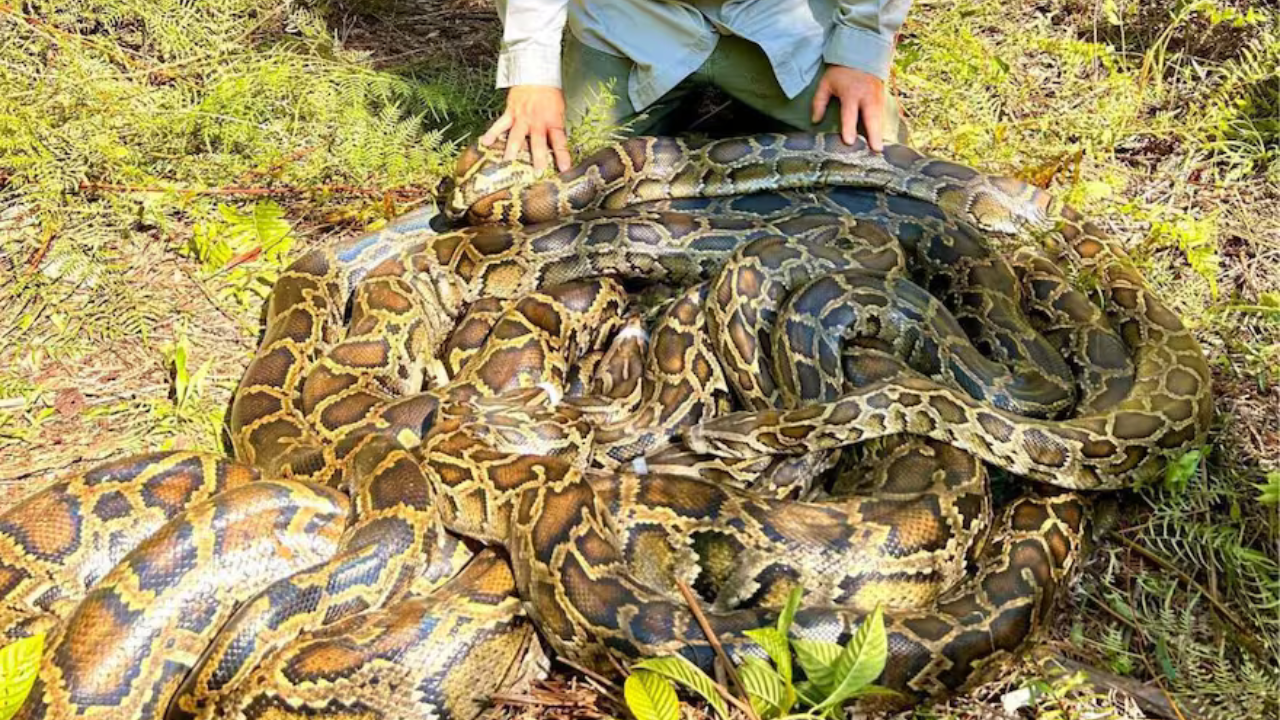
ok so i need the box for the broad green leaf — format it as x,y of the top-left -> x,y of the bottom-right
812,605 -> 888,711
739,657 -> 788,718
776,586 -> 802,635
744,628 -> 792,684
635,656 -> 728,720
0,633 -> 43,720
793,680 -> 826,707
791,638 -> 843,695
625,670 -> 680,720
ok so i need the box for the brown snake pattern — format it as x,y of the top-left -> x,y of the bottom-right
0,132 -> 1211,718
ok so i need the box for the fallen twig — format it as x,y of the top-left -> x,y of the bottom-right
490,692 -> 592,708
1045,653 -> 1194,720
75,180 -> 436,200
676,579 -> 761,720
554,656 -> 622,693
1108,530 -> 1256,640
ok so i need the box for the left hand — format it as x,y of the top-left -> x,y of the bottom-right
811,65 -> 887,151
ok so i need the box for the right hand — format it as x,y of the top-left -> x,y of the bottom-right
480,85 -> 572,173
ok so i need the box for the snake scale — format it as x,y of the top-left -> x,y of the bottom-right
0,132 -> 1211,719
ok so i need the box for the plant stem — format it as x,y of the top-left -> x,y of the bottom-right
1108,530 -> 1256,640
676,579 -> 763,720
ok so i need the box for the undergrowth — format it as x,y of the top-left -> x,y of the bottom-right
0,0 -> 498,452
897,1 -> 1278,718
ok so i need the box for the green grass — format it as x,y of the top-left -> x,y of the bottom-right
895,1 -> 1278,717
0,0 -> 1276,718
0,0 -> 498,456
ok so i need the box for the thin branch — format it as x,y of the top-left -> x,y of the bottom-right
1045,653 -> 1195,720
1107,530 -> 1255,639
490,692 -> 592,708
26,225 -> 54,270
74,180 -> 436,200
1085,592 -> 1144,636
555,656 -> 622,692
676,579 -> 763,720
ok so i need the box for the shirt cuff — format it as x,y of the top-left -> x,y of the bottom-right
496,43 -> 563,89
823,24 -> 894,80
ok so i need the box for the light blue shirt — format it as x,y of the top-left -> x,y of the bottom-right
495,0 -> 911,111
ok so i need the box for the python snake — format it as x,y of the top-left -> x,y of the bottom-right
0,132 -> 1211,719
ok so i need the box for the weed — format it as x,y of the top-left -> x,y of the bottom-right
625,591 -> 893,720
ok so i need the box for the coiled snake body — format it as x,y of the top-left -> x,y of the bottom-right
0,133 -> 1210,719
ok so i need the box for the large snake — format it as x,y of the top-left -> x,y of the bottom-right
0,132 -> 1211,719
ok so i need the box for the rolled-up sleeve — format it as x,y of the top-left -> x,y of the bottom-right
824,0 -> 912,80
495,0 -> 569,88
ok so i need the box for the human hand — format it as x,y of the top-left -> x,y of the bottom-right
810,65 -> 887,151
480,85 -> 572,172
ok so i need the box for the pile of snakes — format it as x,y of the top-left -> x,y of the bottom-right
0,132 -> 1212,720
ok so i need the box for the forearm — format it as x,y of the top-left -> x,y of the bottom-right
494,0 -> 569,88
825,0 -> 912,79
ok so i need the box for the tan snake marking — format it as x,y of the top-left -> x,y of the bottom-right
0,131 -> 1211,717
18,480 -> 350,720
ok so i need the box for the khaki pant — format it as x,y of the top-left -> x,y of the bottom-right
562,33 -> 908,142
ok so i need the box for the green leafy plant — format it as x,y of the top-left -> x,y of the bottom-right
625,669 -> 681,720
166,334 -> 214,415
1148,214 -> 1221,301
188,201 -> 293,272
1018,671 -> 1113,720
624,590 -> 894,720
186,200 -> 296,307
1163,447 -> 1205,493
632,655 -> 730,720
0,633 -> 43,720
125,330 -> 226,450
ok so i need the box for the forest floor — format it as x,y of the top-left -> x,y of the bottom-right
0,1 -> 1276,719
